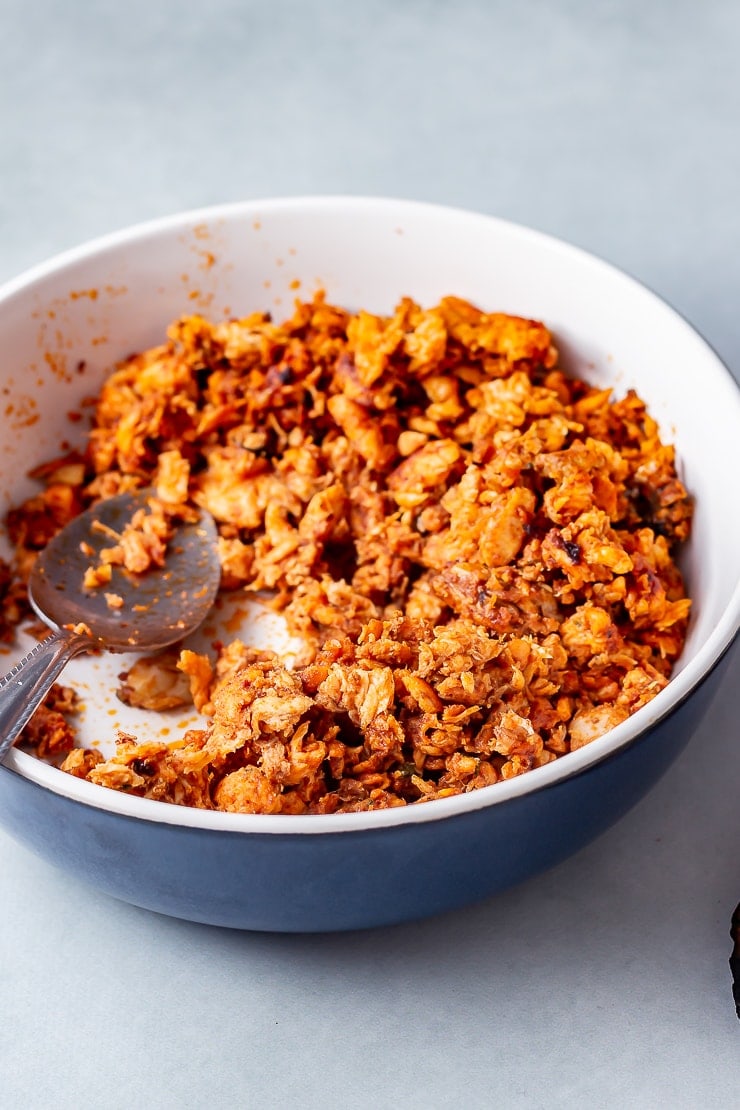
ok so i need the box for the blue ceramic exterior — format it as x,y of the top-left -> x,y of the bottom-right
0,645 -> 733,932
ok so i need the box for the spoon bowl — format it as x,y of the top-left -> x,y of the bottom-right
0,490 -> 220,757
29,489 -> 221,652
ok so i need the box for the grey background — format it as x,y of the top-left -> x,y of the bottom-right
1,1 -> 739,1107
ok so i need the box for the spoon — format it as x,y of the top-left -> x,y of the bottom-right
0,489 -> 221,758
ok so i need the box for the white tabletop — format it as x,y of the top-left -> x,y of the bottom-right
1,1 -> 739,1106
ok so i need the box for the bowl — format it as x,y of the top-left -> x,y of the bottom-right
0,197 -> 737,932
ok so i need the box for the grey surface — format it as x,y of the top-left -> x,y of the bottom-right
0,0 -> 738,1106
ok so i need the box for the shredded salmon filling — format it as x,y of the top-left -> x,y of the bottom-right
4,293 -> 693,813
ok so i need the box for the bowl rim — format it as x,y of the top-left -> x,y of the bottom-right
1,194 -> 739,836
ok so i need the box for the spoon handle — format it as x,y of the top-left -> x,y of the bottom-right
0,630 -> 92,759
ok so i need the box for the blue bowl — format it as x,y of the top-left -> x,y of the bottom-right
1,198 -> 738,930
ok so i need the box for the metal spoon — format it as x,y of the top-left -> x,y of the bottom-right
0,489 -> 221,758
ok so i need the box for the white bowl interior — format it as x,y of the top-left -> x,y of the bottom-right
1,197 -> 738,831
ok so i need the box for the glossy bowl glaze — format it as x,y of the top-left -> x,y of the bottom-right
0,197 -> 738,931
